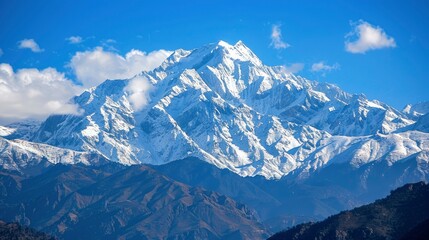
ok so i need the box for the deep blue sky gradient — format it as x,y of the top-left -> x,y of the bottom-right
0,0 -> 428,109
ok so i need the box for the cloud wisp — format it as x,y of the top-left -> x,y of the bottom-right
18,39 -> 44,52
311,61 -> 340,72
270,24 -> 290,49
66,36 -> 83,44
345,20 -> 396,54
282,63 -> 304,74
69,47 -> 172,88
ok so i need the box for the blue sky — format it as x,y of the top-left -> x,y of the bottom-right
0,0 -> 428,115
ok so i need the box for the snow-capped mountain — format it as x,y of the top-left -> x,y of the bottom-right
401,101 -> 429,133
403,101 -> 429,118
3,40 -> 428,179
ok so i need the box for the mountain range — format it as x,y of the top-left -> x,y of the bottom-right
0,163 -> 268,239
1,40 -> 429,238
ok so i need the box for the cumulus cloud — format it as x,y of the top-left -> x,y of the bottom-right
18,39 -> 44,52
311,61 -> 340,72
345,20 -> 396,54
69,47 -> 172,88
282,63 -> 304,74
270,24 -> 290,49
125,76 -> 152,111
66,36 -> 83,44
0,63 -> 81,123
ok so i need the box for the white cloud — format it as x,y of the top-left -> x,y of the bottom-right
125,76 -> 152,111
69,47 -> 172,88
270,24 -> 290,49
18,39 -> 44,52
0,63 -> 82,123
282,63 -> 304,74
345,20 -> 396,54
66,36 -> 83,44
311,61 -> 340,72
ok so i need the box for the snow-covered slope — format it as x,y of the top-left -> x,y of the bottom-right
1,120 -> 41,140
411,113 -> 429,133
0,136 -> 106,172
293,130 -> 429,178
18,40 -> 426,179
147,41 -> 412,136
0,126 -> 15,137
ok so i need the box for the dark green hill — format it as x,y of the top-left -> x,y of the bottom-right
269,182 -> 429,240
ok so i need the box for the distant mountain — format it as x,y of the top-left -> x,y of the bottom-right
403,101 -> 429,118
0,220 -> 55,240
0,164 -> 268,240
268,182 -> 429,240
402,101 -> 429,133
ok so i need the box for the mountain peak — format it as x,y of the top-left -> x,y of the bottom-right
235,40 -> 244,45
206,40 -> 262,66
216,40 -> 232,47
159,40 -> 263,73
